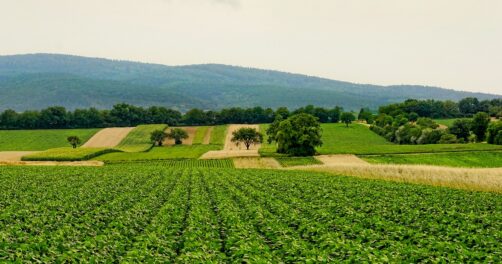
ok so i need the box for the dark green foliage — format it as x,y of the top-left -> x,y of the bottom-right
358,108 -> 374,124
340,112 -> 356,127
67,136 -> 81,148
231,128 -> 263,150
471,112 -> 491,142
448,118 -> 472,142
416,117 -> 439,129
150,130 -> 168,146
1,54 -> 498,112
268,113 -> 323,156
438,134 -> 458,144
487,121 -> 502,145
167,128 -> 189,145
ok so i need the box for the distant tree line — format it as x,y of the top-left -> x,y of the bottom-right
379,97 -> 502,119
0,103 -> 344,130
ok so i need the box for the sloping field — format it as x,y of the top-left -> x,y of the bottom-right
117,124 -> 167,152
22,147 -> 119,161
315,155 -> 369,166
260,123 -> 502,156
200,124 -> 260,159
363,151 -> 502,168
82,127 -> 134,148
164,127 -> 197,146
96,145 -> 220,162
0,129 -> 100,151
1,165 -> 500,262
203,127 -> 213,144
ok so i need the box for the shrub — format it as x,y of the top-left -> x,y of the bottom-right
487,121 -> 502,144
438,134 -> 458,144
471,112 -> 490,142
417,128 -> 444,144
449,119 -> 471,142
416,118 -> 439,129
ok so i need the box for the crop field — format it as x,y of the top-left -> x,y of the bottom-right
21,147 -> 119,161
0,164 -> 500,262
276,157 -> 322,167
209,125 -> 227,146
362,151 -> 502,168
106,159 -> 234,168
192,126 -> 210,144
116,124 -> 167,152
95,145 -> 221,162
0,129 -> 99,151
261,123 -> 502,156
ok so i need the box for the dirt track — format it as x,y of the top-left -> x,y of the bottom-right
164,127 -> 197,146
0,151 -> 40,162
82,127 -> 134,148
202,127 -> 213,145
200,124 -> 261,159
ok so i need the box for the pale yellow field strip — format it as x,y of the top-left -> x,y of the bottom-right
233,157 -> 282,169
82,127 -> 134,148
314,154 -> 369,166
0,160 -> 104,167
200,124 -> 261,159
202,127 -> 213,145
0,151 -> 40,161
164,127 -> 197,146
290,162 -> 502,193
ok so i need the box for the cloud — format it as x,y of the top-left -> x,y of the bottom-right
211,0 -> 240,8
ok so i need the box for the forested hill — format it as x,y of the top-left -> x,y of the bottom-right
0,53 -> 499,111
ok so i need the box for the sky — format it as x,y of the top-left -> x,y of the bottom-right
1,0 -> 501,94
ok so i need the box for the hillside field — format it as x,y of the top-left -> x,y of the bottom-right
0,129 -> 99,151
362,151 -> 502,168
0,164 -> 500,262
96,145 -> 221,162
116,124 -> 167,152
260,123 -> 502,156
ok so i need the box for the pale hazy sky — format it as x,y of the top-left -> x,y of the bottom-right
1,0 -> 501,94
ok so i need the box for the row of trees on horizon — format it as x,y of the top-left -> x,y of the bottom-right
0,97 -> 500,130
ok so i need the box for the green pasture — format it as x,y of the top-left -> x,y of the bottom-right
0,129 -> 99,151
116,124 -> 167,152
95,145 -> 220,162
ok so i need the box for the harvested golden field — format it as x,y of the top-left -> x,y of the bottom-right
0,151 -> 39,162
233,157 -> 282,169
82,127 -> 134,148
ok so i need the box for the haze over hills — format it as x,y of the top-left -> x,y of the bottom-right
0,53 -> 499,112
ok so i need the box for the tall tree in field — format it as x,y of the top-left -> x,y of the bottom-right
67,136 -> 81,149
167,128 -> 189,145
267,113 -> 322,156
150,130 -> 168,146
449,119 -> 471,142
231,127 -> 263,150
340,112 -> 356,127
471,112 -> 491,142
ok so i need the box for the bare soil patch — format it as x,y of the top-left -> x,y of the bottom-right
0,160 -> 104,167
164,127 -> 197,146
203,127 -> 213,145
233,157 -> 282,169
82,127 -> 134,148
315,155 -> 369,166
200,124 -> 261,159
0,151 -> 39,161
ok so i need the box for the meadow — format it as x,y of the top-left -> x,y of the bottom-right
116,124 -> 167,152
0,129 -> 99,151
21,147 -> 118,161
362,151 -> 502,168
96,145 -> 221,162
260,123 -> 502,156
0,164 -> 499,262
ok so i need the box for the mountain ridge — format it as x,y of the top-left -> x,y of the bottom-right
0,53 -> 499,111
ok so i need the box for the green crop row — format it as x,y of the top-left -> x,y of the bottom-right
106,159 -> 234,168
0,165 -> 500,262
276,156 -> 323,167
21,147 -> 120,161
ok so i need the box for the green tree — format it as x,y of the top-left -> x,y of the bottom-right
471,112 -> 490,142
268,113 -> 322,156
487,121 -> 502,144
150,130 -> 168,146
231,127 -> 263,150
358,108 -> 374,124
167,128 -> 189,145
67,136 -> 81,149
449,119 -> 471,142
340,112 -> 356,127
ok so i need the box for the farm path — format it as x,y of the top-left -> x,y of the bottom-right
200,124 -> 260,159
0,160 -> 104,167
164,127 -> 197,146
82,127 -> 134,148
202,127 -> 213,144
0,151 -> 40,161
